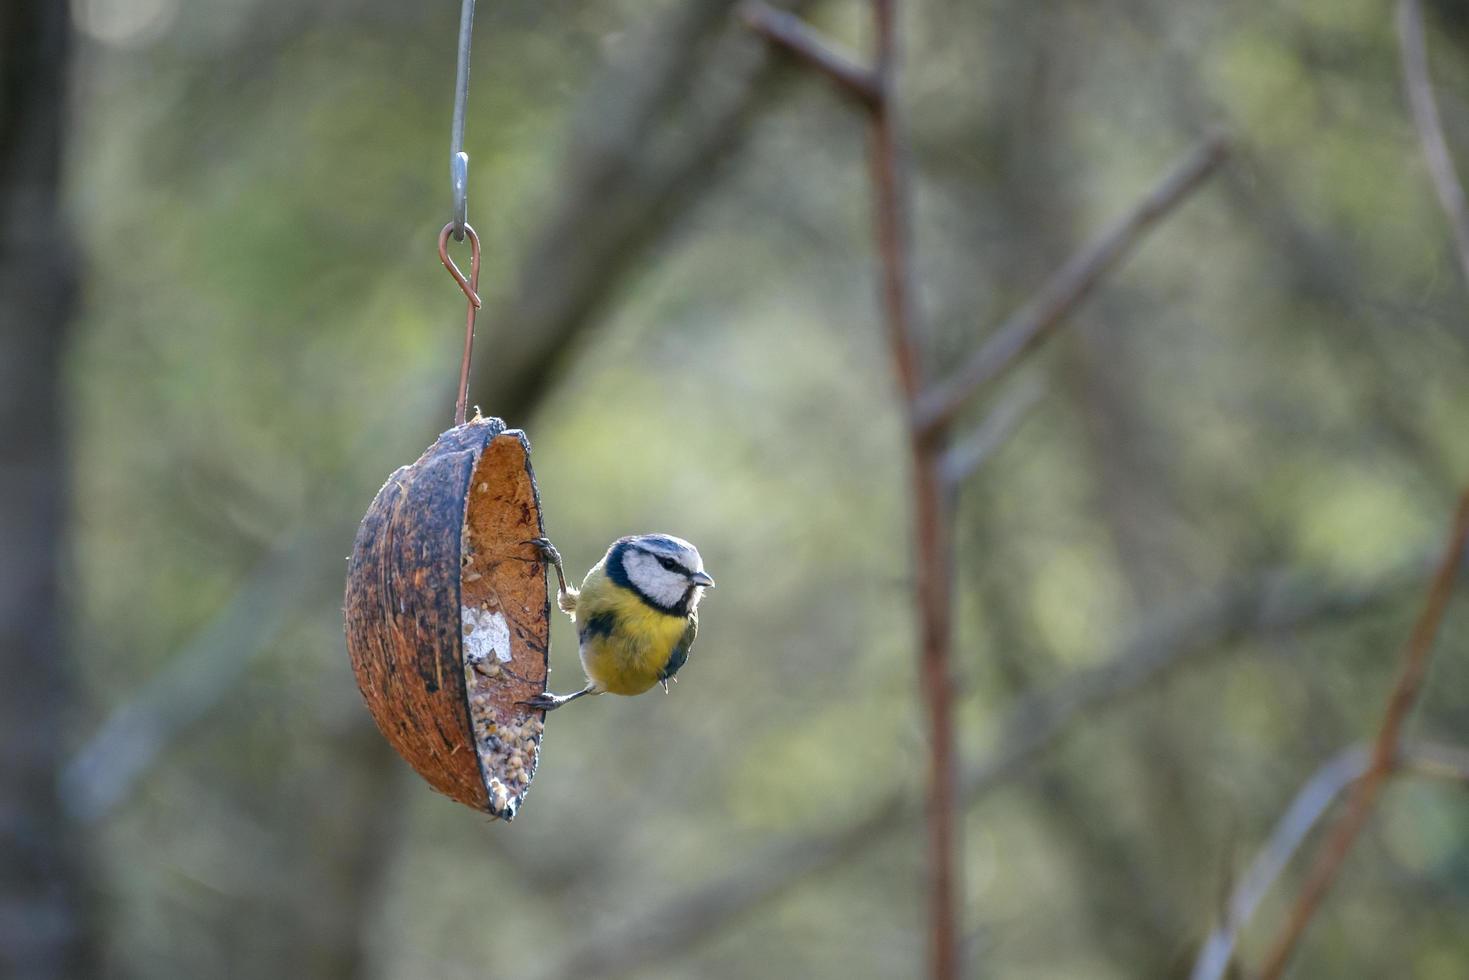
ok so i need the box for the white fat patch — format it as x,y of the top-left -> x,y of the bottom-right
622,549 -> 692,608
462,606 -> 512,663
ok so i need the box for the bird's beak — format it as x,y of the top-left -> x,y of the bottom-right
691,571 -> 715,589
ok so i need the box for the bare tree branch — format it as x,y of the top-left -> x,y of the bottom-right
864,0 -> 961,974
1194,744 -> 1368,980
913,132 -> 1230,435
748,3 -> 961,974
1191,741 -> 1469,980
1258,488 -> 1469,980
742,13 -> 1235,977
738,1 -> 879,106
939,378 -> 1045,487
1397,0 -> 1469,304
539,556 -> 1431,980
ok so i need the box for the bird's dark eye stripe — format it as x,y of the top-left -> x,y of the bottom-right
647,551 -> 693,576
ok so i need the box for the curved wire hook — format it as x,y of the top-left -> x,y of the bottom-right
439,221 -> 482,426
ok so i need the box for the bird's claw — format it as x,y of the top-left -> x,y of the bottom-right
527,536 -> 562,566
518,692 -> 564,712
525,536 -> 574,607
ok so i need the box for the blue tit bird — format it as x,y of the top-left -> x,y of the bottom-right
520,534 -> 714,712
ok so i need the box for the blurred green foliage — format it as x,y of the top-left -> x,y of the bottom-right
58,0 -> 1469,977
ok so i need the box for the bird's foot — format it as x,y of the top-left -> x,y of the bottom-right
519,692 -> 571,712
518,686 -> 594,713
526,536 -> 576,613
528,536 -> 561,567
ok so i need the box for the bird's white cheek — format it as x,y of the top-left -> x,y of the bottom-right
648,573 -> 688,607
625,553 -> 689,607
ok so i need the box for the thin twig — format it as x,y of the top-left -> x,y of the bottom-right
1257,489 -> 1469,980
737,1 -> 879,106
539,557 -> 1431,980
863,0 -> 960,975
1191,741 -> 1469,980
1397,0 -> 1469,300
1402,740 -> 1469,784
867,4 -> 924,406
913,132 -> 1230,435
743,3 -> 961,975
939,378 -> 1045,487
742,14 -> 1231,980
1192,745 -> 1368,980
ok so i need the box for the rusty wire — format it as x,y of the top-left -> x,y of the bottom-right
441,0 -> 481,426
438,221 -> 482,427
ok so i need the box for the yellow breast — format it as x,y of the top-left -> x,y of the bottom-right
575,564 -> 689,696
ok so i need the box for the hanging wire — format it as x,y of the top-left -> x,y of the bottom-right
449,0 -> 476,241
442,0 -> 480,426
439,222 -> 482,427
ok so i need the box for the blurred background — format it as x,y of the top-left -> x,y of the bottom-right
5,0 -> 1469,977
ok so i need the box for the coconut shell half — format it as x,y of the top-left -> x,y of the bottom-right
345,416 -> 550,819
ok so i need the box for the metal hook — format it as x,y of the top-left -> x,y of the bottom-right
438,222 -> 482,308
439,222 -> 482,426
449,0 -> 477,240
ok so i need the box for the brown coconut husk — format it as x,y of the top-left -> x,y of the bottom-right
344,416 -> 550,818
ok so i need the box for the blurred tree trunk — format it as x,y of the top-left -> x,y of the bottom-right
0,3 -> 99,979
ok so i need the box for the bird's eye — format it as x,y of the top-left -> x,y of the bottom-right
658,557 -> 677,571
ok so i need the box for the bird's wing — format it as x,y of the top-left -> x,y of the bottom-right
658,614 -> 697,683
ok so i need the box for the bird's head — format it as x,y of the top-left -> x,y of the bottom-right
608,533 -> 714,615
